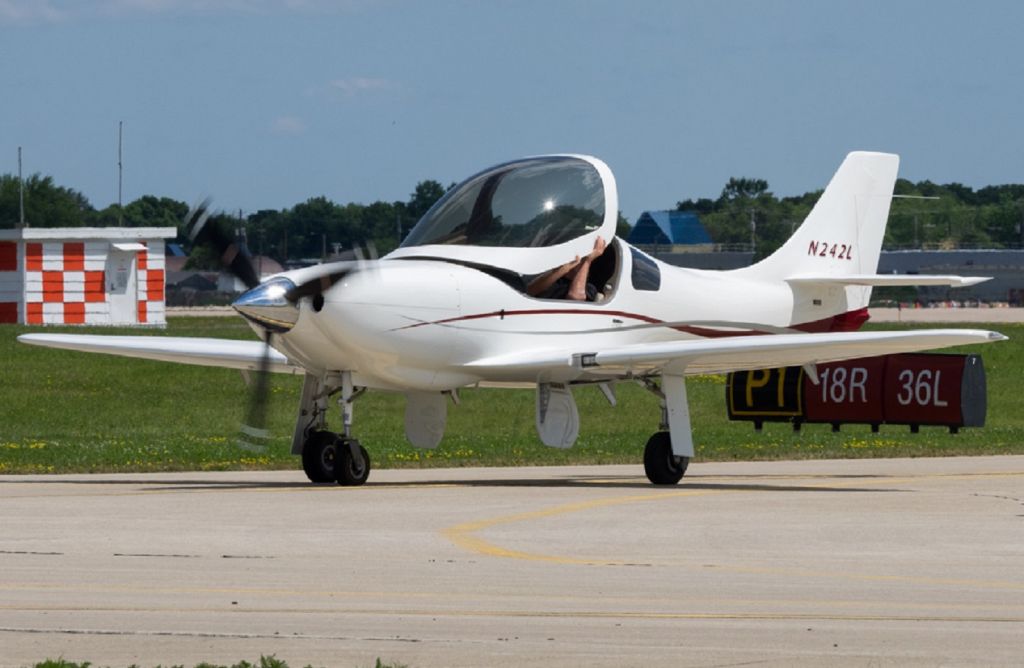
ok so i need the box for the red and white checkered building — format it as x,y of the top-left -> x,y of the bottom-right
0,227 -> 177,326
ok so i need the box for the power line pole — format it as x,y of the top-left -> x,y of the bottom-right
17,146 -> 26,229
117,121 -> 124,226
749,208 -> 756,254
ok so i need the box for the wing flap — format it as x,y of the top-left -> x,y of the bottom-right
17,334 -> 296,374
467,329 -> 1006,378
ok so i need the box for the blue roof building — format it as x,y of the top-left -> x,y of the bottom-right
628,210 -> 711,246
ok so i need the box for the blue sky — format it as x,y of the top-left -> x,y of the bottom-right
2,0 -> 1022,224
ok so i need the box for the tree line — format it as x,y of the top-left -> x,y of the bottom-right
677,177 -> 1024,260
0,175 -> 450,267
2,171 -> 1022,268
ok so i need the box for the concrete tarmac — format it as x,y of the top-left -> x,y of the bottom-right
1,457 -> 1022,667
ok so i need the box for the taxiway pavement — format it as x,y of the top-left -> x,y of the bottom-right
1,456 -> 1022,667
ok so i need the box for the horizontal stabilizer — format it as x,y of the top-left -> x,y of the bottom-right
17,334 -> 296,373
786,274 -> 991,288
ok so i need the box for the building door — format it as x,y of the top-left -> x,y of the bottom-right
105,249 -> 137,324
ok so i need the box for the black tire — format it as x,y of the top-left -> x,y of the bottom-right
302,430 -> 339,483
643,431 -> 688,485
336,440 -> 371,486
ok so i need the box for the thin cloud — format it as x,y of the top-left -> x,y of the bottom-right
272,116 -> 306,135
0,0 -> 363,22
0,0 -> 67,23
329,77 -> 398,96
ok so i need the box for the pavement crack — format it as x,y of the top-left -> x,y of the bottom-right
113,553 -> 201,559
972,493 -> 1024,508
0,550 -> 63,556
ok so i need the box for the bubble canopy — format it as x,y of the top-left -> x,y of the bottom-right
388,155 -> 618,275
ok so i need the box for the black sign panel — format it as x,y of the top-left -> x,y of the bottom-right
727,367 -> 803,418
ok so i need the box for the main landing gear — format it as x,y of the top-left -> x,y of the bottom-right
639,376 -> 693,486
295,371 -> 371,486
643,431 -> 689,485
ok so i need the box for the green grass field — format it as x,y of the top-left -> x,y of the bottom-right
1,317 -> 1021,475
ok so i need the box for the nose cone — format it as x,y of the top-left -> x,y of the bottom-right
232,277 -> 300,332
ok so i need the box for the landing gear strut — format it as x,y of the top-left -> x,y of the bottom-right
639,375 -> 693,486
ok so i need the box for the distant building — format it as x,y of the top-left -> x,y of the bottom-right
0,227 -> 177,326
878,249 -> 1024,304
628,211 -> 712,248
655,246 -> 1024,304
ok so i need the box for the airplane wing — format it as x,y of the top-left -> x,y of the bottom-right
17,334 -> 297,374
786,274 -> 990,287
466,328 -> 1006,378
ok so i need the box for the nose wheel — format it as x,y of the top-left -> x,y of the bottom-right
338,439 -> 371,486
301,430 -> 371,486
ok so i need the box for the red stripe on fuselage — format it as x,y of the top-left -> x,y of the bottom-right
393,307 -> 869,337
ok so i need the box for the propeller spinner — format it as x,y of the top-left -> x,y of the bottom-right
232,277 -> 300,332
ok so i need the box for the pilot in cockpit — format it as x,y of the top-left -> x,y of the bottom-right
527,236 -> 606,301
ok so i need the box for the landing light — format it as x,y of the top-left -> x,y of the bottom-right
543,198 -> 556,212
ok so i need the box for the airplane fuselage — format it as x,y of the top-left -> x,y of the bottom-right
267,238 -> 860,391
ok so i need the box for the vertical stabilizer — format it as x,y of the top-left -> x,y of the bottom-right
740,152 -> 899,282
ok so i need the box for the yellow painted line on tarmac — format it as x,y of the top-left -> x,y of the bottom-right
441,478 -> 849,565
440,470 -> 1024,590
443,489 -> 716,565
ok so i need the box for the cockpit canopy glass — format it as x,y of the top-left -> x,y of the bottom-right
400,156 -> 606,250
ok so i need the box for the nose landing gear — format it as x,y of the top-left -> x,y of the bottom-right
296,371 -> 371,486
301,431 -> 371,486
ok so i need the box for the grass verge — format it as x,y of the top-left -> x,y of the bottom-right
1,318 -> 1021,475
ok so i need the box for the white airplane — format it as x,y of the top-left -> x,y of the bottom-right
19,152 -> 1006,486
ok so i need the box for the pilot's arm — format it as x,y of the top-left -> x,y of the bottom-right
565,236 -> 606,300
527,255 -> 581,297
527,236 -> 606,300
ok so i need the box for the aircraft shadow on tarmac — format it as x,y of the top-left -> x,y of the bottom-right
2,473 -> 905,494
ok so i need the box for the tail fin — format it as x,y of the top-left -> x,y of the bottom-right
740,151 -> 899,281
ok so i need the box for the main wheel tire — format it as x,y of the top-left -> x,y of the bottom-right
643,431 -> 688,485
302,430 -> 339,483
336,440 -> 371,486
